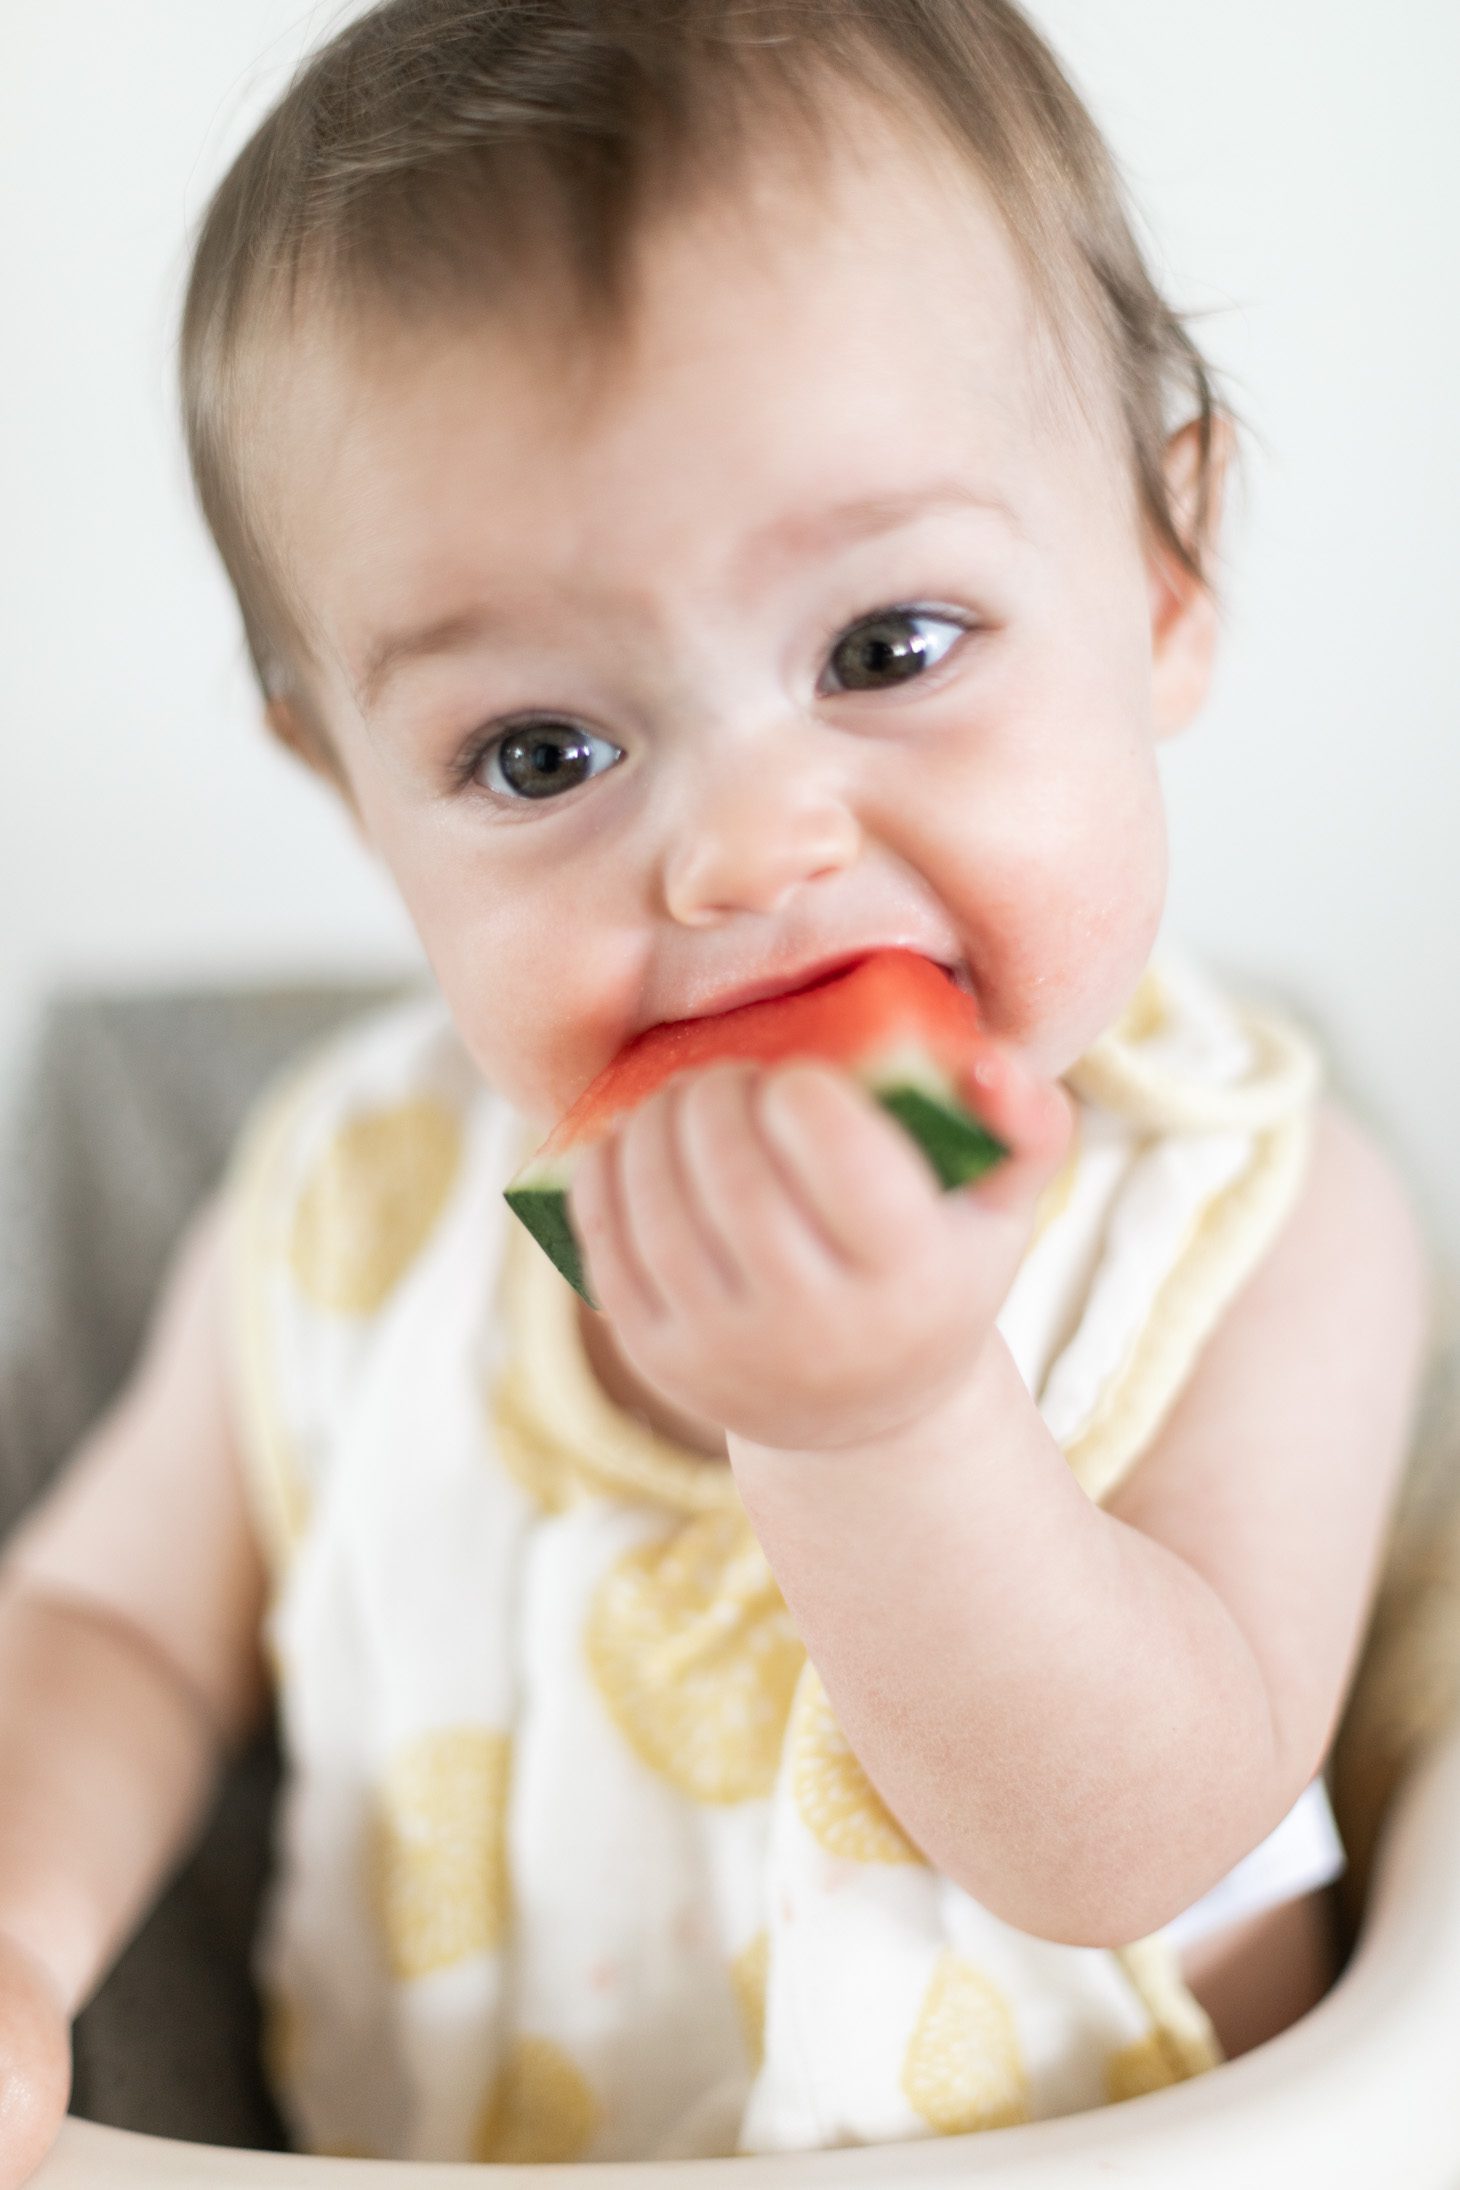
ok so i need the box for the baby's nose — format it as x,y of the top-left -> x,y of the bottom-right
662,762 -> 862,924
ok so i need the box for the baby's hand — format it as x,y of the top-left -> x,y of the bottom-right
568,1048 -> 1073,1452
0,1932 -> 71,2190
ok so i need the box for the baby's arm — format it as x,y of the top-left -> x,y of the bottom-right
571,1054 -> 1430,1940
728,1097 -> 1432,1944
0,1194 -> 269,2185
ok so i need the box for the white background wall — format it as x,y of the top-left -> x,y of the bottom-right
3,3 -> 1457,1254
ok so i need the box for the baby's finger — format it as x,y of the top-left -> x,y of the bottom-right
677,1062 -> 844,1291
955,1041 -> 1059,1161
568,1133 -> 667,1323
615,1076 -> 744,1313
755,1059 -> 943,1271
962,1071 -> 1074,1221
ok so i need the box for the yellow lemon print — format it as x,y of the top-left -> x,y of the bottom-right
1105,2028 -> 1200,2103
900,1952 -> 1032,2135
585,1510 -> 805,1803
789,1667 -> 922,1864
288,1096 -> 462,1315
473,2036 -> 598,2163
369,1726 -> 511,1980
730,1929 -> 770,2069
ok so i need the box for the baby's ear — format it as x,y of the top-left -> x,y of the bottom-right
264,698 -> 370,846
1146,412 -> 1234,738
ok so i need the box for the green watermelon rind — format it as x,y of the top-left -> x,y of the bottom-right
504,1042 -> 1009,1308
876,1085 -> 1006,1189
502,1176 -> 594,1303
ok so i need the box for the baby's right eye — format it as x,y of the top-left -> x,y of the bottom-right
462,719 -> 623,803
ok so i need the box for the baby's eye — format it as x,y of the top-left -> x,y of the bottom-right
467,719 -> 623,802
820,606 -> 969,695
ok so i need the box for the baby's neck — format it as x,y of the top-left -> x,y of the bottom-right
574,1295 -> 730,1462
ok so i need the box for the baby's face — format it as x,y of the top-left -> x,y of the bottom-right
263,100 -> 1198,1130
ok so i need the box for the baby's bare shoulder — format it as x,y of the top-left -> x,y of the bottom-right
1102,1094 -> 1432,1795
0,1192 -> 270,1755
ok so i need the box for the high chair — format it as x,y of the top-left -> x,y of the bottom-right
3,981 -> 1457,2188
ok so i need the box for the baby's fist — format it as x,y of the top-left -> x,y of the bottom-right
568,1048 -> 1071,1452
0,1932 -> 71,2189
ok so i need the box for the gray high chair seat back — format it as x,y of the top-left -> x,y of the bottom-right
0,981 -> 405,2147
0,978 -> 1456,2155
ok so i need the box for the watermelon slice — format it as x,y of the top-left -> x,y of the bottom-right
503,947 -> 1009,1305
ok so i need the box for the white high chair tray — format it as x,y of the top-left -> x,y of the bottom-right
30,1715 -> 1460,2186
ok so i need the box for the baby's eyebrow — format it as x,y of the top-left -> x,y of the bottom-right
740,477 -> 1017,575
355,477 -> 1015,716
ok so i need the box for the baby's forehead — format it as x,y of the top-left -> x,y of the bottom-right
259,105 -> 1112,649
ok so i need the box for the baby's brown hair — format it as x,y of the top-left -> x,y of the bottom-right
178,0 -> 1239,767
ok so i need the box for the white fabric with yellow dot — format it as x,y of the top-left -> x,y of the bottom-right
220,937 -> 1344,2162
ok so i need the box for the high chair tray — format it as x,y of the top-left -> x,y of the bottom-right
29,1715 -> 1460,2186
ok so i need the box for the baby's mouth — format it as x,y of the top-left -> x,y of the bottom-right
650,945 -> 978,1033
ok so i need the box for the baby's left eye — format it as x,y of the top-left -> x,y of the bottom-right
820,607 -> 969,695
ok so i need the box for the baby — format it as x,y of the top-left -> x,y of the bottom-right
0,0 -> 1434,2174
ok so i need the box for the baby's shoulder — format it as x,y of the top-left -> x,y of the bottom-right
1100,1077 -> 1432,1792
1279,1088 -> 1432,1394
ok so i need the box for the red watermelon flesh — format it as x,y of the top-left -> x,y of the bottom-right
503,947 -> 1009,1305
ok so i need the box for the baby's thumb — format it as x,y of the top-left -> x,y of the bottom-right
959,1069 -> 1074,1222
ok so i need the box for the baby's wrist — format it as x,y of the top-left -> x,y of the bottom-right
727,1327 -> 1011,1480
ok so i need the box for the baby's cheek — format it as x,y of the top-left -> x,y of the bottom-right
1005,818 -> 1165,1064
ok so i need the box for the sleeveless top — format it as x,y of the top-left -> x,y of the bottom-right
219,938 -> 1345,2164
